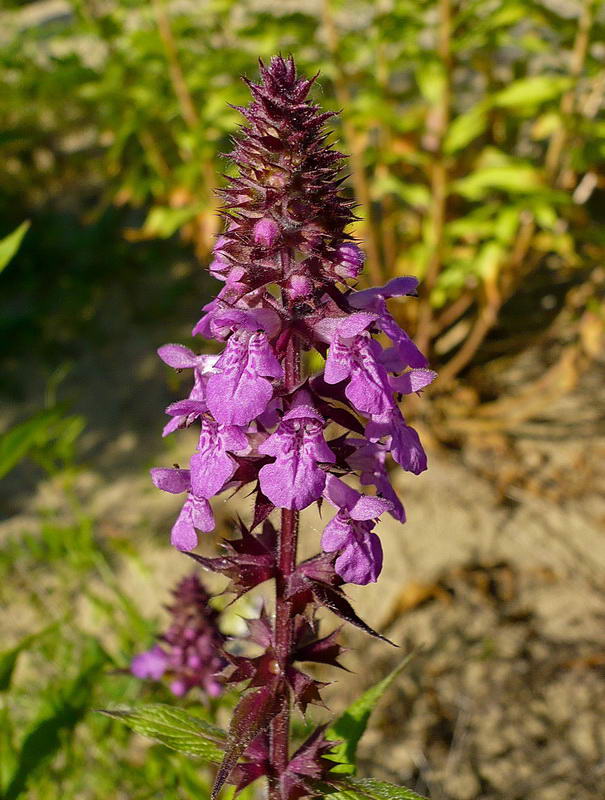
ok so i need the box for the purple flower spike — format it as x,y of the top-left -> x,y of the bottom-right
207,329 -> 283,426
146,57 -> 435,799
131,575 -> 226,698
131,645 -> 168,680
259,398 -> 335,510
253,218 -> 280,247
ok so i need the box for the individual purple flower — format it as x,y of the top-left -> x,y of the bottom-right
151,467 -> 215,550
349,277 -> 428,369
323,312 -> 394,416
365,407 -> 428,475
253,218 -> 280,247
320,475 -> 391,584
334,242 -> 364,279
190,418 -> 248,499
258,394 -> 335,510
131,645 -> 168,680
205,309 -> 283,426
157,344 -> 218,436
131,574 -> 226,698
346,438 -> 405,522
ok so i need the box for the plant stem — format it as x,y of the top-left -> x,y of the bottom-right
269,327 -> 301,800
415,0 -> 452,356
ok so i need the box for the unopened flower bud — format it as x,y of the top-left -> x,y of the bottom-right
287,274 -> 314,299
253,218 -> 280,247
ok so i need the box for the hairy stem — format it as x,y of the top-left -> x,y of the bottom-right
269,330 -> 301,799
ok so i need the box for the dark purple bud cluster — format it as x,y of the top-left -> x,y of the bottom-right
149,56 -> 434,800
131,574 -> 226,698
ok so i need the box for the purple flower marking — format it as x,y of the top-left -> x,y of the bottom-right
365,408 -> 428,475
258,396 -> 335,510
320,475 -> 391,585
190,418 -> 248,499
324,314 -> 394,416
151,467 -> 215,550
334,242 -> 365,279
131,645 -> 168,680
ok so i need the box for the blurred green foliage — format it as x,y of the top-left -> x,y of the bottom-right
2,0 -> 603,421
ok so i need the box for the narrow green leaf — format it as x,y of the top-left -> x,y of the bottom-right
101,704 -> 226,763
444,105 -> 488,154
451,164 -> 544,200
327,652 -> 416,774
492,75 -> 572,109
0,221 -> 30,273
0,409 -> 63,481
0,705 -> 17,795
325,777 -> 428,800
0,623 -> 60,692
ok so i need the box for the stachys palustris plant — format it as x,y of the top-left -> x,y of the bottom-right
151,55 -> 435,800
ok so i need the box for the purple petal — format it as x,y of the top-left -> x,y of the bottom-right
151,467 -> 190,494
349,494 -> 392,521
158,344 -> 198,368
323,474 -> 361,511
324,339 -> 353,385
259,455 -> 327,510
366,413 -> 427,475
335,312 -> 377,338
170,495 -> 215,550
335,532 -> 383,585
207,333 -> 280,426
131,646 -> 168,680
165,399 -> 207,417
320,514 -> 352,551
390,368 -> 437,394
162,416 -> 185,437
349,276 -> 419,308
190,450 -> 236,499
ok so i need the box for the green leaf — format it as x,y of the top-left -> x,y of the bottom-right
0,409 -> 65,481
326,653 -> 416,775
0,623 -> 59,692
325,777 -> 428,800
101,704 -> 226,763
0,221 -> 30,274
0,706 -> 17,795
492,75 -> 572,109
451,164 -> 544,200
141,204 -> 205,239
444,104 -> 488,154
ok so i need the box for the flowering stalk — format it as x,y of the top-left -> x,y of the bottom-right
151,55 -> 434,800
